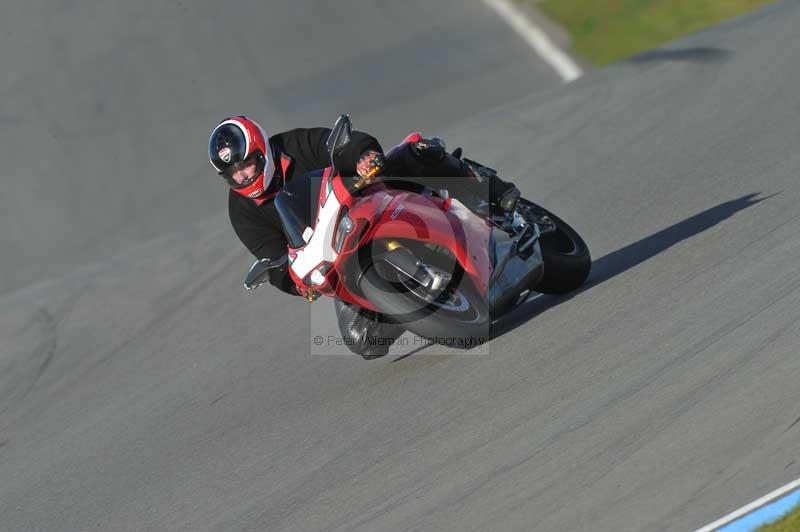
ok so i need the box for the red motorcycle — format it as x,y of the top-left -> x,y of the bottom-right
245,115 -> 591,346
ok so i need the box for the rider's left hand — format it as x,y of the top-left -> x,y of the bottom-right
356,150 -> 385,182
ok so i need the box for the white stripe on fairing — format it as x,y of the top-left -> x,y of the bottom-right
482,0 -> 582,83
290,187 -> 343,278
695,477 -> 800,532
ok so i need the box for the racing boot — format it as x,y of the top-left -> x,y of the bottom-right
411,137 -> 520,218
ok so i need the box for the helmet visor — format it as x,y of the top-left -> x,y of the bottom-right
221,152 -> 265,189
209,123 -> 247,170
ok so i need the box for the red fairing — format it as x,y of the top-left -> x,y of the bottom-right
367,193 -> 494,293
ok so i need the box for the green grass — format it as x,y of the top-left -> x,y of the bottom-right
758,503 -> 800,531
533,0 -> 778,66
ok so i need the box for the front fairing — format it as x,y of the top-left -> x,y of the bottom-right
283,168 -> 543,316
283,172 -> 396,306
284,168 -> 343,287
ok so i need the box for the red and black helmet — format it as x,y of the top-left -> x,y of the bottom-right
208,116 -> 276,199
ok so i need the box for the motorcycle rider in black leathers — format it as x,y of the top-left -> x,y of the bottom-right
208,115 -> 518,359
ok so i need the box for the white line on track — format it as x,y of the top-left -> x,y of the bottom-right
695,477 -> 800,532
482,0 -> 583,83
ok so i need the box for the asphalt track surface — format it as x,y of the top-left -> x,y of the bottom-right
1,2 -> 799,532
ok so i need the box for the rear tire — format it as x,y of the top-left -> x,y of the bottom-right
520,200 -> 591,294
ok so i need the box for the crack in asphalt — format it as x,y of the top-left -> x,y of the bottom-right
0,307 -> 58,421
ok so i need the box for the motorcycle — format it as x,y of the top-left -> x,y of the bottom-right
244,115 -> 591,347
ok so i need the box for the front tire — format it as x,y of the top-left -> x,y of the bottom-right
358,244 -> 490,349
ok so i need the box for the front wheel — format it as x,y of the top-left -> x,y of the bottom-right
518,200 -> 591,294
358,243 -> 490,349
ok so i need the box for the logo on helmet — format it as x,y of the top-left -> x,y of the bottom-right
247,188 -> 264,198
219,147 -> 232,163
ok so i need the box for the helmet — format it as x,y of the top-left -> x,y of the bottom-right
208,116 -> 276,199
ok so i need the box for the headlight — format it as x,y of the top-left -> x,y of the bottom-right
309,269 -> 326,286
305,262 -> 333,287
333,207 -> 355,252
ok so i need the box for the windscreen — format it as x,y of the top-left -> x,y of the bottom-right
274,170 -> 325,249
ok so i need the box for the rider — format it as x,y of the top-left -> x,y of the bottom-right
208,115 -> 518,359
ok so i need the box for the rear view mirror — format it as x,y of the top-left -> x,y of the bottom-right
326,114 -> 353,171
244,256 -> 287,290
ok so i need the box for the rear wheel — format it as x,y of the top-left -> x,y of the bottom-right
518,199 -> 591,294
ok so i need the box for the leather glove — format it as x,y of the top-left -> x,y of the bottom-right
356,150 -> 386,179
